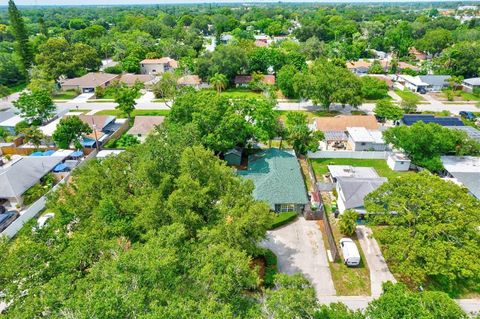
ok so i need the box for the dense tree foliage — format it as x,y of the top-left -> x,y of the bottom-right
284,111 -> 324,155
366,173 -> 480,295
52,115 -> 92,149
383,122 -> 480,171
373,99 -> 404,121
13,89 -> 56,125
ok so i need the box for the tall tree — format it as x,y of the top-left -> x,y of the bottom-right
373,99 -> 404,121
366,173 -> 480,294
13,90 -> 56,125
115,86 -> 138,121
8,0 -> 32,73
52,115 -> 92,149
20,126 -> 44,148
285,111 -> 324,155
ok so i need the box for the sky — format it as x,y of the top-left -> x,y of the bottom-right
0,0 -> 474,5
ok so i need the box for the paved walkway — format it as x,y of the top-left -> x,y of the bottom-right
260,217 -> 336,296
355,226 -> 396,297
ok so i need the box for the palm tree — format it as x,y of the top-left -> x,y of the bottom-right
21,126 -> 44,149
210,73 -> 227,94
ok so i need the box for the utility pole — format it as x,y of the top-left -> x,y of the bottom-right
91,117 -> 100,152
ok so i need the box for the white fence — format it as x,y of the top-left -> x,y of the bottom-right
1,150 -> 98,239
308,150 -> 389,159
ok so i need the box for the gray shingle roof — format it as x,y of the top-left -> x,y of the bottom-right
237,149 -> 309,209
0,156 -> 65,198
463,78 -> 480,86
337,176 -> 387,209
418,75 -> 451,87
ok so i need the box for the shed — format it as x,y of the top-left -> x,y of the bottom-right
224,147 -> 243,166
387,153 -> 411,171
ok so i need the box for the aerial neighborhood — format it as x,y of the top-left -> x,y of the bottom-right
0,1 -> 480,318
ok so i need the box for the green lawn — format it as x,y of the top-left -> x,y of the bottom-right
458,91 -> 480,101
53,90 -> 79,100
394,88 -> 424,102
68,109 -> 91,114
202,88 -> 263,99
95,109 -> 170,118
310,158 -> 411,180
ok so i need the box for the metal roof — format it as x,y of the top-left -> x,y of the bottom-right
237,149 -> 309,209
324,131 -> 348,141
463,78 -> 480,86
446,126 -> 480,143
441,156 -> 480,199
402,114 -> 465,127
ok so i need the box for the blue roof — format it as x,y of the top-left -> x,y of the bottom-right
71,151 -> 84,157
43,150 -> 56,156
53,163 -> 68,172
81,137 -> 96,147
402,114 -> 464,127
30,151 -> 44,157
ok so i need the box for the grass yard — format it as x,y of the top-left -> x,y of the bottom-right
6,81 -> 27,94
95,109 -> 170,118
317,203 -> 370,296
52,90 -> 79,100
69,109 -> 91,114
269,212 -> 298,230
310,158 -> 410,180
458,91 -> 480,101
394,88 -> 424,102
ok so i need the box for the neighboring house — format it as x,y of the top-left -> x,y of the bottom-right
409,47 -> 429,61
0,155 -> 66,206
60,72 -> 120,93
118,74 -> 157,89
346,60 -> 372,75
237,148 -> 309,213
234,75 -> 275,87
387,153 -> 411,171
0,114 -> 23,135
224,147 -> 243,166
462,77 -> 480,93
446,126 -> 480,143
313,115 -> 379,150
441,156 -> 480,199
329,165 -> 387,214
346,127 -> 386,151
254,40 -> 268,47
220,34 -> 234,44
76,115 -> 119,148
371,50 -> 388,60
127,116 -> 165,142
398,75 -> 450,92
39,111 -> 81,137
402,114 -> 464,126
177,75 -> 202,89
139,57 -> 178,75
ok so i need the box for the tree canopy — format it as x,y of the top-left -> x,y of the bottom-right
13,89 -> 56,125
52,115 -> 92,149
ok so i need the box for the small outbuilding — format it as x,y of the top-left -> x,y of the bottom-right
387,153 -> 411,171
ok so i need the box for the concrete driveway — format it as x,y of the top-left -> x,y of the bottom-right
261,216 -> 336,296
356,226 -> 396,297
67,92 -> 94,104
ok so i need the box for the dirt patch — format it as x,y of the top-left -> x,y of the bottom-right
251,257 -> 266,281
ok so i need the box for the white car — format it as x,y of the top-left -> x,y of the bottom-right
339,238 -> 361,267
36,213 -> 55,230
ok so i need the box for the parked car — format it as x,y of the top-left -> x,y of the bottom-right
0,210 -> 19,232
339,238 -> 361,267
459,111 -> 476,120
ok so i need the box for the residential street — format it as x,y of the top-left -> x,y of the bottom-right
260,216 -> 336,296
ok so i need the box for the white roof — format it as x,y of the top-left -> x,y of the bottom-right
463,78 -> 480,86
347,127 -> 384,144
0,115 -> 23,128
51,149 -> 74,157
399,75 -> 428,86
328,165 -> 380,179
388,152 -> 411,162
96,150 -> 124,159
441,156 -> 480,173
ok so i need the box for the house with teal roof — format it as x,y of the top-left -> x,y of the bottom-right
237,148 -> 309,213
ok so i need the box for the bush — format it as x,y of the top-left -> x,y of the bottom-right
256,249 -> 278,288
338,209 -> 358,236
103,65 -> 123,74
270,212 -> 297,229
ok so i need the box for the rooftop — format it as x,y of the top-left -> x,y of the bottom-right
418,75 -> 451,86
441,156 -> 480,199
446,126 -> 480,143
315,115 -> 379,132
237,148 -> 308,209
0,156 -> 66,198
463,77 -> 480,86
140,57 -> 178,68
337,176 -> 387,209
402,114 -> 464,127
61,72 -> 119,88
119,74 -> 156,86
177,75 -> 201,86
234,75 -> 275,85
347,127 -> 384,144
328,165 -> 380,179
128,116 -> 165,136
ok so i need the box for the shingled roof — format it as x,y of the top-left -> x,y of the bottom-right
237,149 -> 308,210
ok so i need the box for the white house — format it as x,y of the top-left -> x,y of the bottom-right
139,57 -> 178,75
346,127 -> 386,151
462,78 -> 480,93
441,156 -> 480,199
399,75 -> 450,93
335,176 -> 387,214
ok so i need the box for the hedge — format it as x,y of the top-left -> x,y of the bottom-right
269,212 -> 298,230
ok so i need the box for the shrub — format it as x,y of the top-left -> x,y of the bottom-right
103,65 -> 123,74
338,209 -> 358,236
256,249 -> 278,288
270,212 -> 297,229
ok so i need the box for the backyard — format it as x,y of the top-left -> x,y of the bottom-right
310,158 -> 410,180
